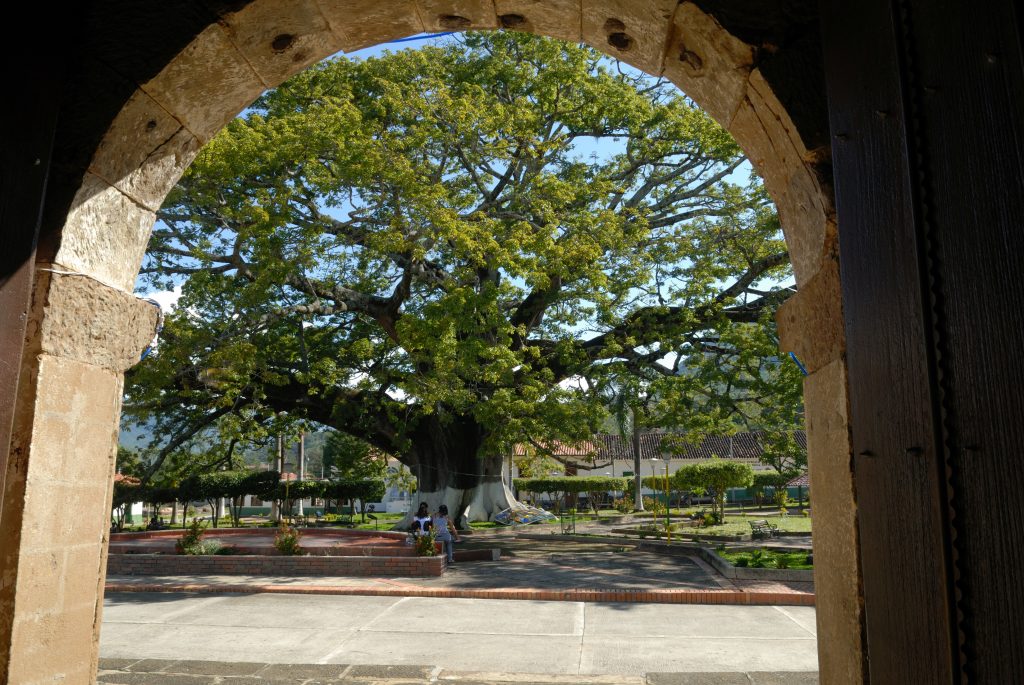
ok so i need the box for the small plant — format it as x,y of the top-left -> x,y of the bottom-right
642,496 -> 666,517
734,556 -> 750,567
749,549 -> 766,568
613,494 -> 634,514
775,555 -> 791,569
715,543 -> 727,553
414,530 -> 438,557
175,519 -> 207,555
273,522 -> 303,555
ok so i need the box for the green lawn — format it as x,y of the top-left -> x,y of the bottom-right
718,548 -> 813,570
681,514 -> 812,536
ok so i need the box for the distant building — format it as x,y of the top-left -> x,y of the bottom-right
511,430 -> 807,498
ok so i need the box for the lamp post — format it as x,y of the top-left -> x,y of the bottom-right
650,457 -> 671,543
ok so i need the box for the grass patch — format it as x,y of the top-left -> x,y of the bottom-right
681,514 -> 812,536
718,547 -> 813,570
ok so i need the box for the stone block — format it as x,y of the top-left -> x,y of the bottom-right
803,358 -> 865,683
730,100 -> 827,284
20,356 -> 121,485
417,0 -> 498,31
662,2 -> 755,128
36,271 -> 160,372
493,0 -> 581,42
581,0 -> 677,76
62,544 -> 108,612
223,0 -> 342,88
316,0 -> 423,52
9,604 -> 98,684
781,163 -> 829,285
777,257 -> 844,375
141,23 -> 267,142
87,89 -> 201,212
54,172 -> 156,293
23,482 -> 112,550
11,551 -> 63,616
748,69 -> 812,165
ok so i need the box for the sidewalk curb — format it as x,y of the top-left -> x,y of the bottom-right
105,582 -> 814,606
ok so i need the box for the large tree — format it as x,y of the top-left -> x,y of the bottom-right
127,33 -> 795,525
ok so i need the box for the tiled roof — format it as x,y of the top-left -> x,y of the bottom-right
512,440 -> 600,458
515,430 -> 806,464
787,472 -> 810,488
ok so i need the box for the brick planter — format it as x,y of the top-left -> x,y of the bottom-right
695,546 -> 814,582
107,553 -> 445,577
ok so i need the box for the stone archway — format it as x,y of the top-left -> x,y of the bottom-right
1,3 -> 858,683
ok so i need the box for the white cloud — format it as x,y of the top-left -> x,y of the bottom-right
141,285 -> 183,312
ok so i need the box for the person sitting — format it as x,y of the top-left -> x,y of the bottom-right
410,501 -> 433,537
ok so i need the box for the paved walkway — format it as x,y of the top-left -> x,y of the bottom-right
107,537 -> 813,606
99,592 -> 819,682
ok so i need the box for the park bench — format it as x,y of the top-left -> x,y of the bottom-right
749,519 -> 779,539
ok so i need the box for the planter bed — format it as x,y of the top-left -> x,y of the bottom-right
107,552 -> 446,577
695,546 -> 814,582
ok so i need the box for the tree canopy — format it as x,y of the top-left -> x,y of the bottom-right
126,32 -> 800,523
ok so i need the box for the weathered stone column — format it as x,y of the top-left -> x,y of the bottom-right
0,268 -> 158,684
778,244 -> 867,683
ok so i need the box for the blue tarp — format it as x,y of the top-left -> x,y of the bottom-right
492,504 -> 557,526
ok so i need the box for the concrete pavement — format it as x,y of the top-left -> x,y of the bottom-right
100,592 -> 819,679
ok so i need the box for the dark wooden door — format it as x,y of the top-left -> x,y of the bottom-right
822,0 -> 1024,681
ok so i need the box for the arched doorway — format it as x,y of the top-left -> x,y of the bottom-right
7,2 -> 980,683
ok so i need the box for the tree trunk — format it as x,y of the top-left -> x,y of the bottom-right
296,432 -> 305,516
271,435 -> 283,520
394,414 -> 521,529
632,417 -> 644,511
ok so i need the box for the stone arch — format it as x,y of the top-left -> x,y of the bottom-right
58,0 -> 832,291
3,2 -> 857,683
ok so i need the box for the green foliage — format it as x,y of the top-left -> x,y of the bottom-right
718,548 -> 812,571
128,32 -> 798,512
322,478 -> 387,521
116,446 -> 146,478
322,478 -> 386,502
385,465 -> 417,497
323,431 -> 387,480
414,530 -> 438,557
273,523 -> 303,555
176,519 -> 210,554
750,470 -> 800,508
642,496 -> 666,517
514,476 -> 629,497
675,458 -> 754,522
111,474 -> 142,532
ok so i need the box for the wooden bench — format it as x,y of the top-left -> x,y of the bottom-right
749,519 -> 779,539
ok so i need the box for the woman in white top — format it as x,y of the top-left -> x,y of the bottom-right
410,502 -> 432,536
